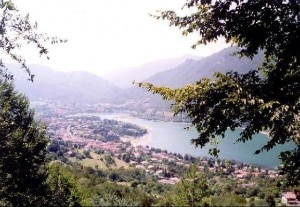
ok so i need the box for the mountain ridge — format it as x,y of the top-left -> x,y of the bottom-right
103,54 -> 203,88
10,64 -> 126,104
125,47 -> 264,108
144,47 -> 263,87
8,47 -> 263,107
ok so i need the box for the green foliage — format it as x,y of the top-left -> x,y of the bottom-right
265,194 -> 276,207
47,161 -> 155,206
0,80 -> 49,206
210,193 -> 247,206
173,164 -> 209,207
47,163 -> 84,207
82,150 -> 91,158
122,153 -> 131,163
104,153 -> 116,167
92,193 -> 139,206
92,182 -> 147,206
140,0 -> 300,186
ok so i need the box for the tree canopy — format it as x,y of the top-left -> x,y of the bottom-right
174,164 -> 209,207
0,80 -> 49,206
139,0 -> 299,185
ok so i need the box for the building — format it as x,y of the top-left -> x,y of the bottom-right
281,192 -> 299,205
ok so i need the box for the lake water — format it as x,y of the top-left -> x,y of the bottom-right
75,113 -> 295,169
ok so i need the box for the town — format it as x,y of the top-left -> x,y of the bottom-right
35,101 -> 300,206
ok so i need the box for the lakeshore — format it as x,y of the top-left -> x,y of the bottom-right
120,132 -> 153,146
65,112 -> 295,168
97,113 -> 295,168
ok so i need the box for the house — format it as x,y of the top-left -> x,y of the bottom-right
141,161 -> 149,166
158,177 -> 180,185
281,192 -> 299,205
150,158 -> 159,163
65,150 -> 76,157
235,170 -> 248,179
135,165 -> 145,169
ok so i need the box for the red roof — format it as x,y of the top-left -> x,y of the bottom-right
283,192 -> 297,200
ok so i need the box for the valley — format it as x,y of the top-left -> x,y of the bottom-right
9,46 -> 299,206
40,101 -> 293,206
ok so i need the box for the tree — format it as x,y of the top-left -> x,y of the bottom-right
104,154 -> 116,167
0,0 -> 64,80
47,163 -> 83,207
0,80 -> 49,206
139,0 -> 299,185
265,194 -> 276,207
210,193 -> 247,206
0,1 -> 64,205
174,164 -> 209,207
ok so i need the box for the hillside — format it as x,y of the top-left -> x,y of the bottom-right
10,65 -> 126,104
103,54 -> 202,89
142,47 -> 263,87
9,47 -> 263,107
126,47 -> 264,107
44,110 -> 291,207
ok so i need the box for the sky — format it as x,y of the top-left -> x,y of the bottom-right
13,0 -> 228,77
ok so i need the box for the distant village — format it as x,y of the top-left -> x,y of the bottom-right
36,102 -> 300,206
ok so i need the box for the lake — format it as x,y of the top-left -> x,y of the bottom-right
74,113 -> 295,168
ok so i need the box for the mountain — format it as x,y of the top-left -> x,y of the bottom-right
144,47 -> 264,88
8,47 -> 263,107
10,65 -> 125,104
103,54 -> 202,89
126,47 -> 264,107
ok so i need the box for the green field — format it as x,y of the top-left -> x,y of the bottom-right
67,150 -> 130,170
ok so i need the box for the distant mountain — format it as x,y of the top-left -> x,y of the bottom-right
103,54 -> 202,89
10,65 -> 125,104
144,47 -> 264,88
126,47 -> 264,107
8,47 -> 264,108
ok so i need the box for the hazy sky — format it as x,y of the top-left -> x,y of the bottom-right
14,0 -> 228,76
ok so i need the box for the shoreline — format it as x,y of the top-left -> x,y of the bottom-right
120,130 -> 153,147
